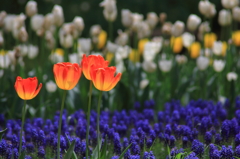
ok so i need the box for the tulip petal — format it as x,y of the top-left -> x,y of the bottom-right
102,67 -> 116,90
105,73 -> 122,91
24,77 -> 38,99
32,83 -> 43,99
14,76 -> 25,100
94,68 -> 105,91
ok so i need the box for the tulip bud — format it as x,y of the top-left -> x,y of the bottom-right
115,30 -> 129,46
212,41 -> 223,56
159,12 -> 167,24
131,13 -> 143,31
78,38 -> 91,53
137,21 -> 151,39
198,0 -> 216,18
162,22 -> 172,35
121,9 -> 132,28
100,0 -> 117,22
175,55 -> 188,65
213,60 -> 225,72
187,14 -> 201,32
69,53 -> 80,63
158,58 -> 172,73
115,60 -> 125,73
221,0 -> 238,9
232,7 -> 240,22
61,34 -> 73,48
171,21 -> 184,37
90,25 -> 102,37
227,72 -> 238,81
4,15 -> 16,32
140,79 -> 149,90
43,13 -> 54,30
73,16 -> 84,32
146,12 -> 158,29
52,5 -> 64,27
218,9 -> 232,26
182,32 -> 195,48
27,45 -> 38,59
142,60 -> 157,73
0,11 -> 7,27
46,80 -> 57,93
45,31 -> 55,49
31,14 -> 44,32
106,41 -> 119,53
115,45 -> 130,59
197,56 -> 209,71
18,27 -> 28,42
25,0 -> 37,17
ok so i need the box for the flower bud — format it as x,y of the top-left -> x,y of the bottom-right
18,27 -> 28,42
131,13 -> 143,31
0,31 -> 4,47
121,9 -> 132,28
221,0 -> 238,9
199,0 -> 216,18
171,21 -> 184,37
187,14 -> 201,32
142,60 -> 157,73
45,31 -> 56,50
115,60 -> 125,73
212,41 -> 223,56
197,56 -> 209,71
100,0 -> 117,22
213,60 -> 225,72
162,22 -> 172,35
28,45 -> 38,59
218,9 -> 232,26
90,24 -> 102,37
115,30 -> 129,46
46,80 -> 57,93
137,21 -> 151,39
227,72 -> 238,81
232,7 -> 240,22
189,42 -> 201,59
182,32 -> 195,48
31,14 -> 44,32
25,0 -> 37,17
158,59 -> 172,72
43,13 -> 54,30
52,5 -> 64,27
4,15 -> 16,32
140,79 -> 149,90
73,16 -> 84,32
106,41 -> 119,53
146,12 -> 158,29
69,53 -> 80,63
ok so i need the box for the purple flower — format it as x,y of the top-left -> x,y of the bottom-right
220,145 -> 233,159
143,151 -> 155,159
113,133 -> 122,155
182,136 -> 188,148
37,146 -> 45,158
191,140 -> 204,156
204,131 -> 212,145
184,152 -> 199,159
235,145 -> 240,158
214,133 -> 222,145
129,155 -> 140,159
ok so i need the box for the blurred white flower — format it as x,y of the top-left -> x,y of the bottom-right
143,41 -> 162,61
203,48 -> 213,57
140,79 -> 149,90
171,21 -> 185,37
146,12 -> 158,29
78,38 -> 91,54
43,13 -> 54,31
162,22 -> 172,35
198,22 -> 211,40
212,41 -> 223,56
221,0 -> 238,9
60,33 -> 73,48
46,80 -> 57,93
115,45 -> 130,59
31,14 -> 44,32
142,60 -> 157,73
49,51 -> 64,63
115,30 -> 129,46
197,56 -> 209,71
121,9 -> 132,28
182,32 -> 195,48
198,0 -> 216,18
158,59 -> 172,72
187,14 -> 201,32
45,31 -> 56,50
137,21 -> 151,39
218,9 -> 232,26
69,53 -> 80,63
100,0 -> 117,22
227,72 -> 238,81
0,11 -> 6,28
213,60 -> 225,72
131,13 -> 143,31
115,60 -> 125,73
232,7 -> 240,22
0,69 -> 3,78
25,0 -> 37,17
106,41 -> 119,53
90,25 -> 102,37
175,55 -> 188,65
18,27 -> 28,42
4,15 -> 16,32
0,53 -> 11,68
28,45 -> 39,59
52,5 -> 64,27
73,16 -> 84,32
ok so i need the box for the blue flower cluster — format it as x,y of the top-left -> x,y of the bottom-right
1,98 -> 240,158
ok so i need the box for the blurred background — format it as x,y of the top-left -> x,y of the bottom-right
0,0 -> 222,38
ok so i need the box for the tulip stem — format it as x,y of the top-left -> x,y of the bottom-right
108,21 -> 113,42
97,91 -> 103,159
19,100 -> 27,157
86,81 -> 93,158
57,90 -> 67,159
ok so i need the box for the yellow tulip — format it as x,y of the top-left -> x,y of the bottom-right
98,30 -> 107,49
106,52 -> 114,63
189,42 -> 201,59
129,49 -> 140,62
204,33 -> 217,48
232,31 -> 240,46
138,38 -> 149,55
171,36 -> 183,54
221,42 -> 227,56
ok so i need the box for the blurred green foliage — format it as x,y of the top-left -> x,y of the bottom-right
0,0 -> 222,38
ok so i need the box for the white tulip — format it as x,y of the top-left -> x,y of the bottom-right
25,0 -> 37,17
100,0 -> 117,22
121,9 -> 132,28
158,59 -> 172,72
146,12 -> 158,29
232,7 -> 240,22
115,60 -> 125,73
0,53 -> 11,68
227,72 -> 238,81
142,60 -> 157,73
198,0 -> 216,18
212,41 -> 223,56
171,21 -> 185,37
187,14 -> 201,32
49,52 -> 64,63
28,45 -> 39,59
218,9 -> 232,26
175,55 -> 188,65
131,13 -> 143,31
78,38 -> 91,54
196,56 -> 209,71
90,25 -> 102,37
143,41 -> 162,61
4,15 -> 16,32
115,30 -> 129,46
31,14 -> 44,32
73,16 -> 84,32
140,79 -> 149,90
106,41 -> 119,53
46,80 -> 57,93
0,11 -> 6,27
213,60 -> 225,72
52,5 -> 64,27
182,32 -> 195,48
137,21 -> 151,39
221,0 -> 239,9
69,53 -> 80,63
115,45 -> 130,59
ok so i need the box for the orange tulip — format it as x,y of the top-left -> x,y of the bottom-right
81,54 -> 109,80
53,62 -> 82,90
90,66 -> 121,91
14,76 -> 42,100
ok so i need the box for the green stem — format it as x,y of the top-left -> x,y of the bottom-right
108,21 -> 113,42
19,100 -> 27,156
97,91 -> 103,159
57,90 -> 67,159
85,81 -> 93,158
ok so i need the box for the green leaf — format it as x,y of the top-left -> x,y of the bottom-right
118,143 -> 132,159
0,128 -> 7,141
65,134 -> 78,159
64,140 -> 76,159
91,138 -> 102,159
100,137 -> 108,159
18,152 -> 25,159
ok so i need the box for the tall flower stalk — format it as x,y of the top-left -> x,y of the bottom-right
97,91 -> 103,158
